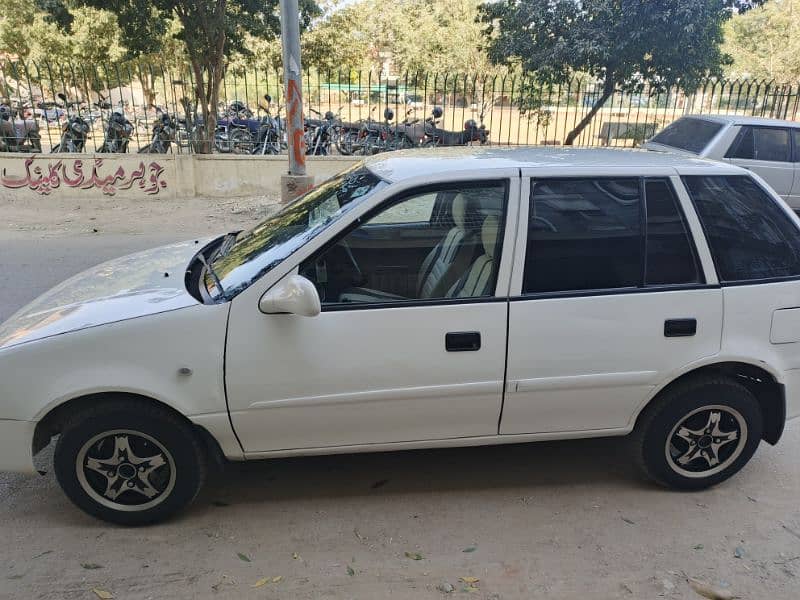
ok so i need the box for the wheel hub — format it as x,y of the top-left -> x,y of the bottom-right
665,405 -> 748,478
76,430 -> 176,512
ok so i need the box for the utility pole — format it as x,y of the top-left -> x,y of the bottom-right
279,0 -> 314,202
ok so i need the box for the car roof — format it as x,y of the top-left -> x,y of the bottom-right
363,146 -> 742,182
683,113 -> 800,128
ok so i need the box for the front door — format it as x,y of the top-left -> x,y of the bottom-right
225,178 -> 518,453
501,175 -> 723,435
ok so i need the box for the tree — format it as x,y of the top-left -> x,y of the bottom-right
724,0 -> 800,81
480,0 -> 732,144
76,0 -> 319,151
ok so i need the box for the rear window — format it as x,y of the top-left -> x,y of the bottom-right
684,175 -> 800,282
650,117 -> 724,154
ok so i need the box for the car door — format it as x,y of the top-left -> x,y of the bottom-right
725,125 -> 794,202
500,172 -> 723,435
224,175 -> 520,454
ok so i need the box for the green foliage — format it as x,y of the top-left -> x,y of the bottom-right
724,0 -> 800,81
0,0 -> 125,64
480,0 -> 732,143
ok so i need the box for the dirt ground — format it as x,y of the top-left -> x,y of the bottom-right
0,192 -> 799,600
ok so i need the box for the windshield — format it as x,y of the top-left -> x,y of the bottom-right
207,164 -> 387,300
649,117 -> 724,154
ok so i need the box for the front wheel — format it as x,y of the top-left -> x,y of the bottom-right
631,376 -> 762,490
54,399 -> 206,525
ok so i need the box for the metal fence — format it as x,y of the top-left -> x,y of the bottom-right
2,59 -> 800,153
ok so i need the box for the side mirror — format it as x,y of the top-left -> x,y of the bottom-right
259,274 -> 321,317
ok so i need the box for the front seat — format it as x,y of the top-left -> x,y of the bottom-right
447,215 -> 500,298
340,193 -> 481,302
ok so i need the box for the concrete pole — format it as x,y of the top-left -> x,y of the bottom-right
279,0 -> 314,202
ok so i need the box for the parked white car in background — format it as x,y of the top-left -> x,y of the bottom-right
643,114 -> 800,210
1,147 -> 799,524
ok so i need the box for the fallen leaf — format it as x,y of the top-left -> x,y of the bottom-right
81,563 -> 104,570
346,565 -> 355,577
272,575 -> 282,583
460,576 -> 480,585
746,496 -> 757,503
462,546 -> 477,553
237,552 -> 252,562
31,550 -> 52,559
371,479 -> 389,489
621,517 -> 635,525
687,577 -> 734,600
92,590 -> 113,600
251,578 -> 269,588
405,551 -> 424,560
292,552 -> 300,560
693,544 -> 704,550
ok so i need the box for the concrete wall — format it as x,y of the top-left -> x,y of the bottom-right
0,153 -> 359,200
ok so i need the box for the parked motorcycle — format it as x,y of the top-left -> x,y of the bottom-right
139,113 -> 177,153
251,95 -> 286,155
215,100 -> 259,154
422,106 -> 489,147
98,109 -> 133,153
304,108 -> 338,155
0,104 -> 42,152
51,115 -> 90,152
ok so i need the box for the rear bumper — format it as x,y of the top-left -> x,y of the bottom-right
0,420 -> 36,474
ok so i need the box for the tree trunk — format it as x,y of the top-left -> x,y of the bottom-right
564,77 -> 615,146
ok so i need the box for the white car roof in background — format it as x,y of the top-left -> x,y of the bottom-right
364,146 -> 743,182
684,114 -> 800,128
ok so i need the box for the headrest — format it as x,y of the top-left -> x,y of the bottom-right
482,216 -> 500,259
452,193 -> 480,231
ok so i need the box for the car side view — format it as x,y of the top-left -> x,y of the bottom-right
0,147 -> 798,524
643,114 -> 800,210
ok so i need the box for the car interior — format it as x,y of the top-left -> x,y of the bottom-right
299,185 -> 506,304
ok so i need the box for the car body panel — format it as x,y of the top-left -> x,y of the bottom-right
0,238 -> 213,350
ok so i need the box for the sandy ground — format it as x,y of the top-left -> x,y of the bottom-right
0,193 -> 799,600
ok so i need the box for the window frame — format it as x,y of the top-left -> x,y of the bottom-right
515,175 -> 707,300
724,125 -> 794,163
681,173 -> 800,286
299,178 -> 512,312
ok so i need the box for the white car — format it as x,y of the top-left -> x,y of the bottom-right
643,114 -> 800,210
1,147 -> 799,524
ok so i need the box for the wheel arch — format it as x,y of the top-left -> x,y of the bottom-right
33,392 -> 226,466
635,361 -> 785,445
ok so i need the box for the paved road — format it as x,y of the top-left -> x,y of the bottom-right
1,235 -> 799,600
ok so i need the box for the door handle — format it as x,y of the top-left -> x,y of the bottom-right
445,331 -> 481,352
664,319 -> 697,337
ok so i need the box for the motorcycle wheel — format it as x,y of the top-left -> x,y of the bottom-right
229,129 -> 253,155
98,143 -> 110,153
138,143 -> 154,154
336,132 -> 356,156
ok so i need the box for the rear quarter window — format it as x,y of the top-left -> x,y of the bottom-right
683,175 -> 800,282
650,118 -> 724,154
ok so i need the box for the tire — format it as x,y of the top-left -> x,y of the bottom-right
54,398 -> 206,525
631,375 -> 762,490
229,129 -> 253,154
138,143 -> 154,154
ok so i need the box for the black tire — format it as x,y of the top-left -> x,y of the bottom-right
138,143 -> 153,154
229,128 -> 253,154
631,375 -> 762,490
54,398 -> 206,525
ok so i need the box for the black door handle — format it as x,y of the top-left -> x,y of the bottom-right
446,331 -> 481,352
664,319 -> 697,337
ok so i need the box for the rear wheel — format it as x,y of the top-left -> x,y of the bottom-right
631,376 -> 762,490
54,399 -> 206,525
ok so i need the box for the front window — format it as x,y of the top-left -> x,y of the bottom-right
206,165 -> 387,299
649,117 -> 724,154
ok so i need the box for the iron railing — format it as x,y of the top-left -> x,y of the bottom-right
2,59 -> 799,153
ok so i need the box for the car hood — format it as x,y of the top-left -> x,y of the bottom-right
0,237 -> 216,350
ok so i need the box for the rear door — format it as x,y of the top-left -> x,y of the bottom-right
725,126 -> 795,203
500,171 -> 723,435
